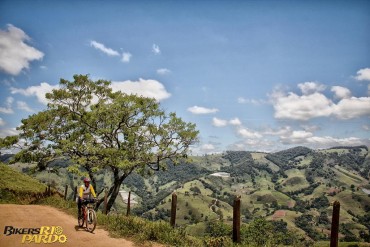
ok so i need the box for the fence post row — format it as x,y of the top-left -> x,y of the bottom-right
170,192 -> 177,227
233,195 -> 241,243
330,200 -> 340,247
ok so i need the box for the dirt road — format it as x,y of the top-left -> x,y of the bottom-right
0,204 -> 141,247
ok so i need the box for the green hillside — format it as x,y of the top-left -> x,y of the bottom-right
3,145 -> 370,244
0,163 -> 47,203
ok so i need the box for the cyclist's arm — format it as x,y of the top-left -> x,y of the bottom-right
90,185 -> 97,198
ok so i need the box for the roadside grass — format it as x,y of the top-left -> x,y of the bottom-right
0,163 -> 47,204
314,241 -> 370,247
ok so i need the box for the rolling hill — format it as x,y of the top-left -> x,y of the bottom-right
3,145 -> 370,243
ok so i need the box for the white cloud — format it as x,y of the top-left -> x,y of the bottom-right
0,127 -> 19,138
237,127 -> 262,139
201,143 -> 216,152
331,86 -> 351,99
157,68 -> 171,75
0,97 -> 14,114
298,82 -> 326,95
333,97 -> 370,119
187,106 -> 218,115
90,40 -> 120,56
280,130 -> 314,144
10,82 -> 59,105
237,97 -> 246,103
0,24 -> 44,76
368,84 -> 370,96
152,44 -> 161,54
111,79 -> 171,101
121,52 -> 132,63
237,97 -> 265,105
272,91 -> 333,120
363,125 -> 370,131
306,136 -> 369,148
229,118 -> 242,126
17,101 -> 34,112
212,117 -> 228,127
355,68 -> 370,81
0,117 -> 5,126
271,83 -> 370,121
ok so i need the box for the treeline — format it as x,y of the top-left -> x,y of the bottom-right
265,146 -> 312,170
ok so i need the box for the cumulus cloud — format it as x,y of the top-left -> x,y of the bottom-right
0,127 -> 19,138
10,82 -> 59,105
17,101 -> 34,112
90,40 -> 120,56
237,127 -> 262,139
157,68 -> 171,75
275,126 -> 370,148
272,91 -> 333,120
111,79 -> 171,101
0,24 -> 44,76
152,44 -> 161,54
280,130 -> 314,144
212,117 -> 228,127
355,68 -> 370,81
298,82 -> 326,95
187,106 -> 218,115
121,52 -> 132,63
0,97 -> 14,114
333,97 -> 370,119
331,86 -> 351,99
229,118 -> 242,126
271,83 -> 370,121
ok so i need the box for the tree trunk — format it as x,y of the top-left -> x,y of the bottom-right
106,175 -> 126,212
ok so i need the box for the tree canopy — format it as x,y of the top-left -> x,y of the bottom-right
2,74 -> 199,211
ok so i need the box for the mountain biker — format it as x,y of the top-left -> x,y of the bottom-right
77,177 -> 97,219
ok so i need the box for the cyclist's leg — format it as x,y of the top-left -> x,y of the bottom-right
77,198 -> 82,218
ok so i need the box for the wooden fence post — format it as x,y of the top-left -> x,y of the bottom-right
48,185 -> 51,196
170,192 -> 177,227
104,188 -> 108,215
64,185 -> 68,200
73,186 -> 77,202
330,201 -> 340,247
126,191 -> 131,216
233,195 -> 241,243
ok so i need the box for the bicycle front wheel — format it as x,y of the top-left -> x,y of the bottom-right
86,209 -> 97,233
78,213 -> 84,227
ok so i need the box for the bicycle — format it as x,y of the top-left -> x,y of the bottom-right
78,198 -> 97,233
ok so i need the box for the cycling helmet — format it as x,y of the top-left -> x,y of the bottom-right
83,177 -> 91,183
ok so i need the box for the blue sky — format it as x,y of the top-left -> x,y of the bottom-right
0,0 -> 369,154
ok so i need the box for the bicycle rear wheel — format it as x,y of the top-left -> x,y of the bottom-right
86,209 -> 97,233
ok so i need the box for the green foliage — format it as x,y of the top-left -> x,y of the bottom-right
10,74 -> 199,212
98,213 -> 202,246
266,146 -> 312,170
0,163 -> 46,193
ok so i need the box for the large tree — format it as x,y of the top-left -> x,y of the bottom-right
2,75 -> 199,212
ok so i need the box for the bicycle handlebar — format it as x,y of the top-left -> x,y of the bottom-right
82,198 -> 96,203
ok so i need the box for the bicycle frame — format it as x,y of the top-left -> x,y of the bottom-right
78,201 -> 97,233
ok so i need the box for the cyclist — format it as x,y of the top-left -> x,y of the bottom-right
77,177 -> 97,219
